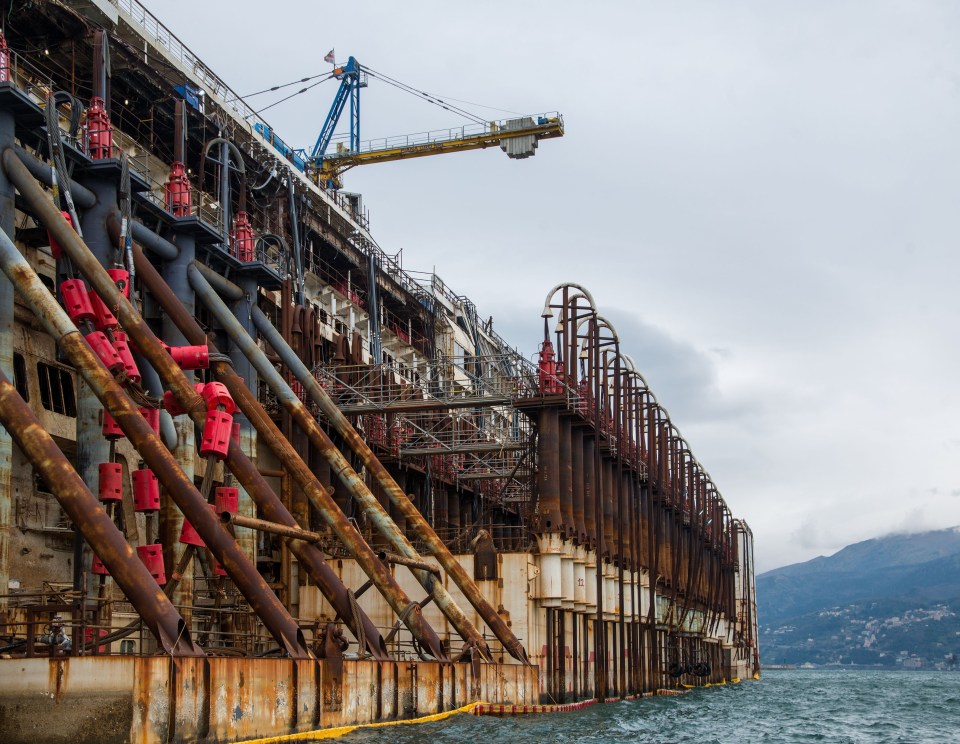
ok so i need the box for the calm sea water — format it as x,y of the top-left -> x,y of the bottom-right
347,670 -> 960,743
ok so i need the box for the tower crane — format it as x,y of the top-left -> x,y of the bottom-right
255,56 -> 564,189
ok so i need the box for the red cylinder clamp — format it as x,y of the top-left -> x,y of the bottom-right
215,486 -> 239,516
91,552 -> 110,576
86,96 -> 113,160
201,381 -> 235,414
98,462 -> 123,502
169,345 -> 210,370
132,468 -> 160,512
200,409 -> 233,459
112,332 -> 141,383
60,279 -> 96,324
101,408 -> 124,439
137,544 -> 166,585
213,556 -> 228,578
48,210 -> 73,259
139,406 -> 161,435
230,210 -> 255,262
162,390 -> 186,417
86,331 -> 124,373
107,268 -> 131,299
88,290 -> 119,331
164,161 -> 193,217
179,515 -> 205,547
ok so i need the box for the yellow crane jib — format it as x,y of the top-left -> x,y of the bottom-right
317,112 -> 564,188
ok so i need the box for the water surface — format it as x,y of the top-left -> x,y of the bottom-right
347,670 -> 960,743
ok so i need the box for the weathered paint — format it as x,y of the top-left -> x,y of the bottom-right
0,656 -> 540,744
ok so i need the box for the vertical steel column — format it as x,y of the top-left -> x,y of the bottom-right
571,426 -> 586,544
229,276 -> 259,563
76,175 -> 115,596
536,407 -> 562,532
0,105 -> 12,603
559,415 -> 574,539
163,228 -> 195,617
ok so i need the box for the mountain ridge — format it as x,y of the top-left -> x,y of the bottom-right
757,527 -> 960,668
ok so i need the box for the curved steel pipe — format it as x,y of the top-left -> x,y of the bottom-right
3,148 -> 311,659
0,368 -> 201,656
128,246 -> 393,660
187,266 -> 449,660
250,303 -> 530,663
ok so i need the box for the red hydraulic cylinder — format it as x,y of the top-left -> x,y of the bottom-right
91,552 -> 110,576
164,161 -> 192,217
112,332 -> 141,383
201,381 -> 235,414
213,556 -> 228,577
200,409 -> 233,459
86,331 -> 123,373
137,544 -> 166,585
169,345 -> 209,370
60,279 -> 96,324
139,406 -> 161,435
162,390 -> 186,417
88,290 -> 118,331
215,486 -> 239,516
230,211 -> 255,261
48,211 -> 73,259
179,516 -> 204,546
133,468 -> 160,511
101,409 -> 124,439
98,462 -> 123,502
86,96 -> 113,160
107,268 -> 130,299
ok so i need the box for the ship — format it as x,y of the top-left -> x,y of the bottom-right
0,2 -> 759,742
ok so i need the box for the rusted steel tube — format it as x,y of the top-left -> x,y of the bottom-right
224,512 -> 323,544
0,369 -> 202,656
536,407 -> 562,533
2,149 -> 311,660
377,551 -> 442,576
185,267 -> 449,660
125,243 -> 390,661
250,304 -> 530,663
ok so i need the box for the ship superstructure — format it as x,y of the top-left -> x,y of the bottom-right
0,2 -> 758,742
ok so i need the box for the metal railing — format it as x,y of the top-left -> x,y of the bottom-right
326,112 -> 563,158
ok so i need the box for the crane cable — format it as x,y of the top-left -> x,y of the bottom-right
252,74 -> 335,116
360,65 -> 488,125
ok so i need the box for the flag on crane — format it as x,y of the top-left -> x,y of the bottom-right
324,49 -> 335,64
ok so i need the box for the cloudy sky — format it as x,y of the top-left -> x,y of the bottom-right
143,0 -> 959,573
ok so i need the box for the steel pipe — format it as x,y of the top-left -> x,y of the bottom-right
0,369 -> 202,656
250,301 -> 531,663
128,245 -> 390,660
3,148 -> 311,659
186,266 -> 448,660
224,512 -> 323,544
377,551 -> 442,577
